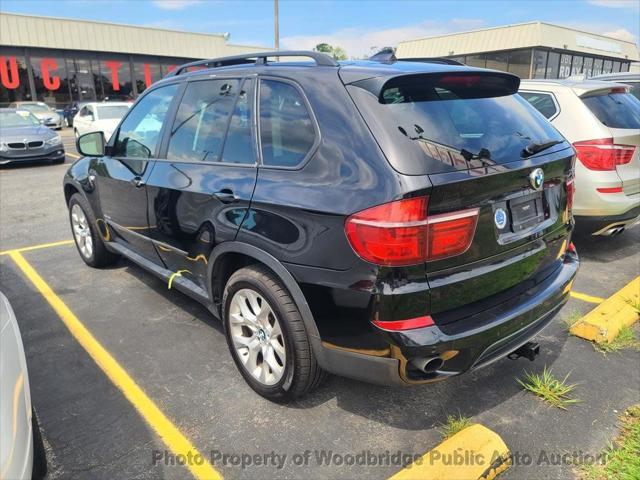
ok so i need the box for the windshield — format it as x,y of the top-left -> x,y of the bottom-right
0,111 -> 40,128
97,105 -> 130,120
20,103 -> 51,113
582,92 -> 640,129
349,77 -> 565,174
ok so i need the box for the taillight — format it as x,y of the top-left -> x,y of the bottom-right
565,177 -> 575,211
344,196 -> 479,266
596,186 -> 623,194
573,138 -> 635,171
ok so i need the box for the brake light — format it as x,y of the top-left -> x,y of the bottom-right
439,75 -> 482,87
609,87 -> 627,94
596,186 -> 623,194
565,177 -> 575,211
573,138 -> 635,171
344,196 -> 479,266
372,315 -> 434,331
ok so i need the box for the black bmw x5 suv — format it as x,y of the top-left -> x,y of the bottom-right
64,51 -> 579,401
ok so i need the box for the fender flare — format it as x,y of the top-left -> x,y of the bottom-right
206,241 -> 331,367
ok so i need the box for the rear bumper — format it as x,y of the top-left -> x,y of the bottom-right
575,205 -> 640,235
319,251 -> 579,385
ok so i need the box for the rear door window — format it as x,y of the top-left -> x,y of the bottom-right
519,91 -> 559,119
167,79 -> 239,162
348,74 -> 564,174
259,79 -> 316,167
582,92 -> 640,129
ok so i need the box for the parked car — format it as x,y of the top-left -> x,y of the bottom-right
0,109 -> 65,165
0,291 -> 47,479
73,102 -> 131,141
102,93 -> 135,103
520,79 -> 640,236
592,72 -> 640,100
62,101 -> 90,128
64,51 -> 578,401
8,101 -> 63,129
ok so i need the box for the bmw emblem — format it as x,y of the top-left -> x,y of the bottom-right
529,168 -> 545,191
494,208 -> 507,229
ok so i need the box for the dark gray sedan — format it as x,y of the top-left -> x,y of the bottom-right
0,109 -> 66,165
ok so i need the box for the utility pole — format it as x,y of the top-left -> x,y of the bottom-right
274,0 -> 279,50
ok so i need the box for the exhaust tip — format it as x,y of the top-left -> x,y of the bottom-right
411,356 -> 445,373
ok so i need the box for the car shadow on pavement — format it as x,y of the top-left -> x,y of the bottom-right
572,226 -> 639,264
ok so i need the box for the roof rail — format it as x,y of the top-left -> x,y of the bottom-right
166,50 -> 339,77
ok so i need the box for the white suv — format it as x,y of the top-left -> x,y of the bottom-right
520,79 -> 640,235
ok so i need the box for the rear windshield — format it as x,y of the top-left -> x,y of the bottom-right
582,92 -> 640,129
348,75 -> 565,175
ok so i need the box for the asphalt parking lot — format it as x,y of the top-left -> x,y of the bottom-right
1,127 -> 639,480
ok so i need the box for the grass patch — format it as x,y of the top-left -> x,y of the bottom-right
595,326 -> 640,354
439,414 -> 473,440
517,366 -> 579,410
563,310 -> 583,330
625,297 -> 640,314
580,405 -> 640,480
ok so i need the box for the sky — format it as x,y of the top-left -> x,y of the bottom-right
1,0 -> 639,57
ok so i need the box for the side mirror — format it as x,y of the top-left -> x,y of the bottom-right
76,131 -> 105,157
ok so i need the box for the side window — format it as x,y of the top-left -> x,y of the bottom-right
519,92 -> 558,119
113,83 -> 178,159
221,78 -> 255,164
259,79 -> 315,167
167,79 -> 239,162
79,106 -> 88,117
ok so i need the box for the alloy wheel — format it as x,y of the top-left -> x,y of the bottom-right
71,203 -> 93,259
229,288 -> 286,386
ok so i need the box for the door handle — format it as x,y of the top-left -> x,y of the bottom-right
212,189 -> 238,203
131,176 -> 146,188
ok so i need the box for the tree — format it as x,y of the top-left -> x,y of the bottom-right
313,43 -> 348,61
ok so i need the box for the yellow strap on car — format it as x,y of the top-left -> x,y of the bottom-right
167,269 -> 191,290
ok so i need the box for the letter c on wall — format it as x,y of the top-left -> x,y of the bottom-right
41,58 -> 61,90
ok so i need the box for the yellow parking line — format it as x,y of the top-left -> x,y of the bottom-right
66,152 -> 80,159
0,239 -> 74,256
570,291 -> 605,304
8,251 -> 222,480
389,424 -> 511,480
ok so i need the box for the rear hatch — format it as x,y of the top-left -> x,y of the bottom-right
580,87 -> 640,196
345,69 -> 574,321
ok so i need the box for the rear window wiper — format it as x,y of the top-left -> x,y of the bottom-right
522,139 -> 563,157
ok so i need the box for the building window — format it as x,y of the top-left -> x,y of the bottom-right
30,54 -> 71,108
571,56 -> 584,75
66,57 -> 98,101
621,62 -> 630,72
559,54 -> 572,78
507,49 -> 531,78
602,60 -> 613,74
0,49 -> 32,107
97,56 -> 133,101
132,61 -> 162,95
612,61 -> 621,73
485,52 -> 509,72
532,50 -> 548,79
592,58 -> 603,76
545,52 -> 560,78
465,54 -> 486,68
583,57 -> 594,77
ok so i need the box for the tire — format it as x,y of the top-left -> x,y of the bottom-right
52,157 -> 65,165
31,408 -> 47,480
68,193 -> 119,268
223,265 -> 326,402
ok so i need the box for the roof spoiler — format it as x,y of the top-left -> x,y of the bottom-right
351,71 -> 521,101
